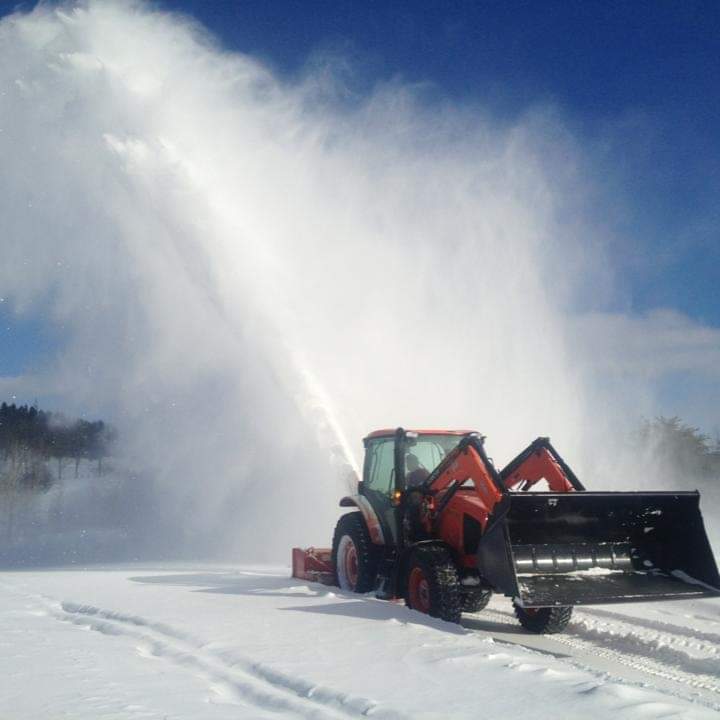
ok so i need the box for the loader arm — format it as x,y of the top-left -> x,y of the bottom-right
499,437 -> 584,492
422,434 -> 501,493
420,435 -> 579,528
419,434 -> 503,524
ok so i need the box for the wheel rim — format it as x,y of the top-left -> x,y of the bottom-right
337,535 -> 359,590
408,566 -> 431,613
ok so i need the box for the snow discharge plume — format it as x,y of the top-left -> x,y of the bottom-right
0,1 -> 635,560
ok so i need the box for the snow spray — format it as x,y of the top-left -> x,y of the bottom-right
1,1 -> 709,560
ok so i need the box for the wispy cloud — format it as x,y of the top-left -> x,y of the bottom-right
574,309 -> 720,379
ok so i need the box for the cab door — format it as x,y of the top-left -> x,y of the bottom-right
362,437 -> 400,545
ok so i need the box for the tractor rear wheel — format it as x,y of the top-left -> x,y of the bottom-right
461,587 -> 492,613
404,545 -> 461,624
332,512 -> 379,593
512,601 -> 573,633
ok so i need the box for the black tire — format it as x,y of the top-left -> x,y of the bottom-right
461,587 -> 492,613
331,512 -> 379,593
513,601 -> 573,634
404,545 -> 462,624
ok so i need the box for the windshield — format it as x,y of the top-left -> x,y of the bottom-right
404,434 -> 462,486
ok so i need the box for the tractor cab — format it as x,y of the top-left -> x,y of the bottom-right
358,428 -> 471,545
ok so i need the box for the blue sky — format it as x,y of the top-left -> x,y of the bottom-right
172,0 -> 720,324
1,0 -> 718,426
194,4 -> 718,303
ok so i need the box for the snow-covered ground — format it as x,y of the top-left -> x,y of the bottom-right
1,565 -> 719,719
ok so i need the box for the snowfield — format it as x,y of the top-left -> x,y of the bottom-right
1,565 -> 719,719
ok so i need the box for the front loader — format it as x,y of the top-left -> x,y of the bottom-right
292,428 -> 720,633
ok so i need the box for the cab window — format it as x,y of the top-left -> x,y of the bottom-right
364,438 -> 395,496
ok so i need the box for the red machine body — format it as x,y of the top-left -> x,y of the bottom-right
292,428 -> 720,633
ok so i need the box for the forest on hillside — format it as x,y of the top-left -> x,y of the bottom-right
0,402 -> 115,485
0,403 -> 118,549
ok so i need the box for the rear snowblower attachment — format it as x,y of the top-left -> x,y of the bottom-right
478,490 -> 720,607
291,547 -> 334,585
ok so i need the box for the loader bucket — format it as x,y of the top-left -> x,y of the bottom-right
477,491 -> 720,607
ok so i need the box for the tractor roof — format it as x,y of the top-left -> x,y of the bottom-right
364,428 -> 476,440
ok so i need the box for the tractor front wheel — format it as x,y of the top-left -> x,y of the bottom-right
404,546 -> 461,624
513,601 -> 573,634
332,512 -> 379,593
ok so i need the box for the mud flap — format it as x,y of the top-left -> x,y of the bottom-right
477,491 -> 720,607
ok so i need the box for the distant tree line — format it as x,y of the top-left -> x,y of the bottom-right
0,402 -> 116,486
634,416 -> 720,481
0,402 -> 117,546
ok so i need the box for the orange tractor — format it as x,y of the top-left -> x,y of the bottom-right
293,429 -> 720,633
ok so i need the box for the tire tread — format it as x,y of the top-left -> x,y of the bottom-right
331,512 -> 379,592
461,587 -> 492,613
405,545 -> 462,624
513,602 -> 573,633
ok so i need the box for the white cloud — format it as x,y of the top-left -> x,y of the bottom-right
573,309 -> 720,379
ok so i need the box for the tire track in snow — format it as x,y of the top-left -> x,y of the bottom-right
579,606 -> 720,646
470,606 -> 720,704
571,610 -> 720,675
50,601 -> 407,720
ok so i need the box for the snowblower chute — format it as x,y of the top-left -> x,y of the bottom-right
478,490 -> 720,607
293,429 -> 720,633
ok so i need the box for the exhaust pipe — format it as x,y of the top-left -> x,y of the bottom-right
478,491 -> 720,607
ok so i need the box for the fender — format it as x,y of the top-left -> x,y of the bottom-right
339,495 -> 385,545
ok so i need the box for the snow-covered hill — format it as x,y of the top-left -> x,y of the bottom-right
1,565 -> 719,719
